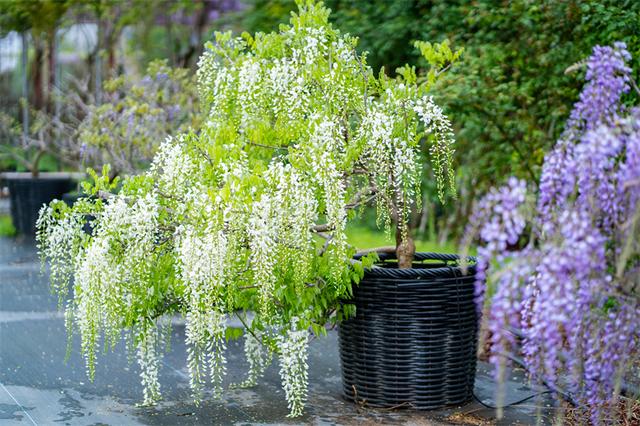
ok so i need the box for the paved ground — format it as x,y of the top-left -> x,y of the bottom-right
0,235 -> 554,425
0,198 -> 9,216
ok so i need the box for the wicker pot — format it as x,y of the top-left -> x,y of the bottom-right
338,252 -> 478,410
4,172 -> 73,235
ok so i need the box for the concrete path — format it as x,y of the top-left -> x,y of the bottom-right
0,236 -> 553,425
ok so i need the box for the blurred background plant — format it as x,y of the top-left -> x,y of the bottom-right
75,59 -> 200,176
0,106 -> 62,176
0,0 -> 240,174
1,0 -> 639,244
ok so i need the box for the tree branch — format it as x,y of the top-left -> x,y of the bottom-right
355,246 -> 396,256
234,311 -> 267,349
345,187 -> 377,210
318,233 -> 334,256
193,143 -> 214,167
0,145 -> 34,172
312,223 -> 334,233
97,190 -> 115,200
246,141 -> 288,151
238,285 -> 259,290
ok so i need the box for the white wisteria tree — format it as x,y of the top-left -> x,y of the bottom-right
37,1 -> 459,417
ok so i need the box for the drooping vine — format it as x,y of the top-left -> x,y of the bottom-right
37,1 -> 459,416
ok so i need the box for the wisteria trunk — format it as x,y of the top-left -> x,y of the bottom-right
395,226 -> 416,269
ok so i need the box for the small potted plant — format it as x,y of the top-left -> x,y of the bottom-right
0,109 -> 75,235
37,1 -> 475,417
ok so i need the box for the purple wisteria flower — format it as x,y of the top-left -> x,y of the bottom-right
463,177 -> 527,309
568,42 -> 631,131
537,42 -> 632,225
617,110 -> 640,216
574,124 -> 623,230
536,140 -> 576,231
469,42 -> 640,423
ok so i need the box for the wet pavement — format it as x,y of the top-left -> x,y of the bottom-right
0,235 -> 553,425
0,199 -> 9,216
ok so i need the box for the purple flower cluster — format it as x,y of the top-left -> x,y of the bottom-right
486,250 -> 533,381
568,42 -> 631,131
575,126 -> 623,229
463,177 -> 527,308
536,140 -> 576,230
522,208 -> 608,387
617,110 -> 640,219
582,302 -> 640,423
471,42 -> 640,423
537,42 -> 632,224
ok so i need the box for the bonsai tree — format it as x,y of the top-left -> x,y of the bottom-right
37,1 -> 459,417
0,107 -> 60,177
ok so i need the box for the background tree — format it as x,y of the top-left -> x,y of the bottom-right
238,0 -> 640,241
0,0 -> 70,111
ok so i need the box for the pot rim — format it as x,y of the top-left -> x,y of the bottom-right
354,252 -> 477,280
1,171 -> 84,181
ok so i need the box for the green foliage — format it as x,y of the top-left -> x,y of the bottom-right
412,40 -> 463,88
80,164 -> 119,196
0,0 -> 70,36
431,0 -> 639,189
236,0 -> 295,35
0,215 -> 16,237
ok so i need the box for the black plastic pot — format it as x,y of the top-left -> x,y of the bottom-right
62,192 -> 95,235
4,173 -> 73,235
61,192 -> 80,206
338,252 -> 478,410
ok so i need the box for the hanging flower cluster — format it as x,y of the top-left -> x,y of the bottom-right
36,1 -> 459,417
469,42 -> 640,423
537,42 -> 632,225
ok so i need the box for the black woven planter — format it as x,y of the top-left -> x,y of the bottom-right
338,252 -> 478,410
4,173 -> 73,235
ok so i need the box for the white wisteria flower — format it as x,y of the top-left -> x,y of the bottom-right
37,1 -> 460,417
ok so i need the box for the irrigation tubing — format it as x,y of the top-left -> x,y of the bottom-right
471,389 -> 552,410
